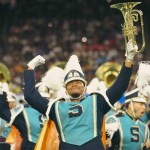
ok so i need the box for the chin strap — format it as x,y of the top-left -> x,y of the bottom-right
130,101 -> 137,119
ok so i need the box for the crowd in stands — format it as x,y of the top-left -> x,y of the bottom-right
0,0 -> 149,95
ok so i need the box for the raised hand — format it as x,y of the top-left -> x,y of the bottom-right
27,55 -> 45,69
0,91 -> 7,101
125,40 -> 138,60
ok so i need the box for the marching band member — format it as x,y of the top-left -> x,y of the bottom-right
0,87 -> 46,150
106,88 -> 149,150
23,40 -> 137,150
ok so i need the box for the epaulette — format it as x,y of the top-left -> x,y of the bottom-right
115,110 -> 125,118
89,91 -> 116,110
24,104 -> 30,108
58,98 -> 66,101
46,97 -> 66,119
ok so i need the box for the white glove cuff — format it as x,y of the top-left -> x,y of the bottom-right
27,62 -> 35,69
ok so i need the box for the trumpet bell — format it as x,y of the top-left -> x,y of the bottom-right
0,63 -> 11,83
95,62 -> 121,88
51,61 -> 66,69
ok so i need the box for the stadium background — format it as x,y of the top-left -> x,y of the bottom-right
0,0 -> 149,94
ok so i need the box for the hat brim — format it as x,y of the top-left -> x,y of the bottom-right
125,97 -> 147,103
7,98 -> 16,102
64,77 -> 87,86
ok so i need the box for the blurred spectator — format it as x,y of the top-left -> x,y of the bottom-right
0,0 -> 149,95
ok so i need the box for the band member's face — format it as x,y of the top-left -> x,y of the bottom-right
66,80 -> 85,98
9,101 -> 16,109
131,101 -> 146,119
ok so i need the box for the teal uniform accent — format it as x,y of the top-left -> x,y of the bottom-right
106,109 -> 116,119
55,95 -> 98,145
0,118 -> 11,139
23,106 -> 44,143
107,113 -> 149,150
119,114 -> 148,150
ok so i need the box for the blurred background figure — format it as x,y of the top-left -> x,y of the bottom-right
0,63 -> 11,93
106,88 -> 149,150
0,63 -> 21,150
0,85 -> 46,150
135,61 -> 150,124
0,116 -> 11,150
0,90 -> 22,150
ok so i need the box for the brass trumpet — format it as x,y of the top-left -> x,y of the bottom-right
95,62 -> 121,88
51,61 -> 66,69
110,2 -> 145,53
0,63 -> 11,83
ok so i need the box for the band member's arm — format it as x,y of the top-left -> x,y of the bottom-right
24,70 -> 49,116
0,92 -> 11,122
98,41 -> 138,113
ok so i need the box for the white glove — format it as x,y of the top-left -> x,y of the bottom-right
106,122 -> 120,139
27,55 -> 45,69
125,40 -> 138,60
106,122 -> 120,132
0,82 -> 3,94
0,82 -> 9,94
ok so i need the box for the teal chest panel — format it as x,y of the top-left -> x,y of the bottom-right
0,118 -> 11,138
119,114 -> 147,150
23,107 -> 44,143
55,95 -> 98,145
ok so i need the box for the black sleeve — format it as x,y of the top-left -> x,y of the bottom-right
100,65 -> 132,114
23,70 -> 49,115
105,64 -> 132,111
0,92 -> 11,122
109,130 -> 120,150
